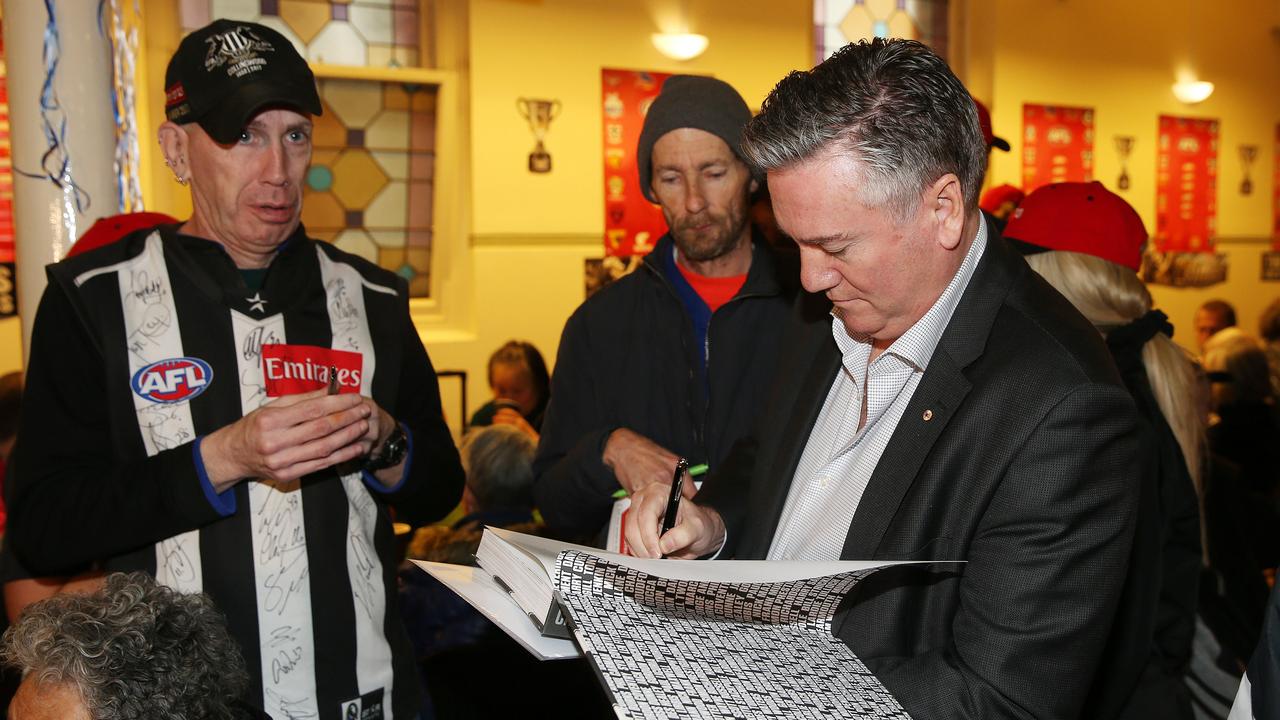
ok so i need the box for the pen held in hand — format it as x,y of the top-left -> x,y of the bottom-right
659,458 -> 689,558
327,365 -> 339,395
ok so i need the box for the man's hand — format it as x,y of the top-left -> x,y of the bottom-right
624,481 -> 726,559
602,428 -> 693,495
492,407 -> 539,441
200,389 -> 373,492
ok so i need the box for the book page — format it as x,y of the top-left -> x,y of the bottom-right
553,550 -> 911,719
489,526 -> 931,584
410,561 -> 580,661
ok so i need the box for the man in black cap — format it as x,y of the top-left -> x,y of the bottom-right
533,76 -> 799,540
8,19 -> 464,719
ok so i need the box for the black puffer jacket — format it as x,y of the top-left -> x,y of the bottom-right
533,232 -> 797,537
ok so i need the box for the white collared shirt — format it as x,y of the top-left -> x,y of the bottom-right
766,219 -> 988,560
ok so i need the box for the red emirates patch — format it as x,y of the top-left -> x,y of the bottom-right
164,82 -> 187,107
261,344 -> 363,397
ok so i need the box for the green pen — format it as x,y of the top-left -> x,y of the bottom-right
611,463 -> 708,499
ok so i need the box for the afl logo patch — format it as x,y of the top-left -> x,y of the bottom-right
131,357 -> 213,404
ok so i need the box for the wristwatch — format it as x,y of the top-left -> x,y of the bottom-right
364,423 -> 408,472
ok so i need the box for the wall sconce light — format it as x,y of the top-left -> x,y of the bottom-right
1171,78 -> 1214,104
651,32 -> 708,61
1173,1 -> 1213,105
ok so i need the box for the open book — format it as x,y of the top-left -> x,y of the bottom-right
415,528 -> 950,718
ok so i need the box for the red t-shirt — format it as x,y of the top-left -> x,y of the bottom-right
675,262 -> 747,312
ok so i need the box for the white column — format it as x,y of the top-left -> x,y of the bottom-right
2,0 -> 118,360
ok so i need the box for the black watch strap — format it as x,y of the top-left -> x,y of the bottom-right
364,423 -> 408,472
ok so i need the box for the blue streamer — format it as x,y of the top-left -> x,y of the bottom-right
13,0 -> 93,215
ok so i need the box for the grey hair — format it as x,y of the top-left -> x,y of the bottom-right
742,38 -> 987,220
1,572 -> 249,720
462,424 -> 537,510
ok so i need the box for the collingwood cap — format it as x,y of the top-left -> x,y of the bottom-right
164,19 -> 322,144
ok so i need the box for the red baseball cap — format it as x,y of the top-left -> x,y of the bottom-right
979,184 -> 1025,214
972,98 -> 1010,152
1003,181 -> 1147,272
69,212 -> 178,257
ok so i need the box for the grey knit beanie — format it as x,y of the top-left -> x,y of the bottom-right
636,75 -> 759,202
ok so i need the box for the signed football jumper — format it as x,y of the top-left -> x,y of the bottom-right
9,223 -> 464,720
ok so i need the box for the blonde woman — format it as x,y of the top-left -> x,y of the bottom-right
1005,181 -> 1202,719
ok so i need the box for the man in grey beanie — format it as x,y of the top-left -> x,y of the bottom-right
533,75 -> 797,541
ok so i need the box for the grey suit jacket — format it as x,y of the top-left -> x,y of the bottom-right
697,229 -> 1147,719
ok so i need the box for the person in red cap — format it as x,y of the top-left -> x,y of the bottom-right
973,97 -> 1010,154
66,212 -> 178,257
9,18 -> 464,719
1005,180 -> 1202,718
971,99 -> 1016,236
978,183 -> 1024,225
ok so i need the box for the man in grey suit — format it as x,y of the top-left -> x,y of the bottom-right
625,39 -> 1148,719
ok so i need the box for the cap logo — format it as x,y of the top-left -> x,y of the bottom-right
165,82 -> 187,107
203,25 -> 275,79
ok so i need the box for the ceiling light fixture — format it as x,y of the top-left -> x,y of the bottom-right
651,32 -> 708,61
1171,79 -> 1214,104
1173,0 -> 1213,105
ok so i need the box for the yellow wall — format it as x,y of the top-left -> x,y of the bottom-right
0,318 -> 18,375
7,0 -> 1278,403
973,0 -> 1280,351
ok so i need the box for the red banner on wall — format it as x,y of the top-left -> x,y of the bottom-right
1021,104 -> 1094,193
602,68 -> 673,257
1155,115 -> 1218,252
1273,123 -> 1280,249
0,20 -> 15,317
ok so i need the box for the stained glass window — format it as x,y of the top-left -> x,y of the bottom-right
180,0 -> 427,68
814,0 -> 948,65
301,78 -> 437,297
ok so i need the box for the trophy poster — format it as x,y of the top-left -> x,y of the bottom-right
602,68 -> 673,257
1155,115 -> 1218,253
1021,104 -> 1094,193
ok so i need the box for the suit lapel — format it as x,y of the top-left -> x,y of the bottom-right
839,227 -> 1024,558
840,349 -> 971,557
739,314 -> 841,558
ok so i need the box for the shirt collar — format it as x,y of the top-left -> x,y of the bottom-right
831,214 -> 988,372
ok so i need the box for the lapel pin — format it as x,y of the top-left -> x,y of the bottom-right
922,409 -> 934,421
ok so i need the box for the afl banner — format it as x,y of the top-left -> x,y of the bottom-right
1021,103 -> 1095,193
601,68 -> 673,258
1155,115 -> 1218,253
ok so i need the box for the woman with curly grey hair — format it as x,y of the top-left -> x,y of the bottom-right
1,572 -> 255,720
